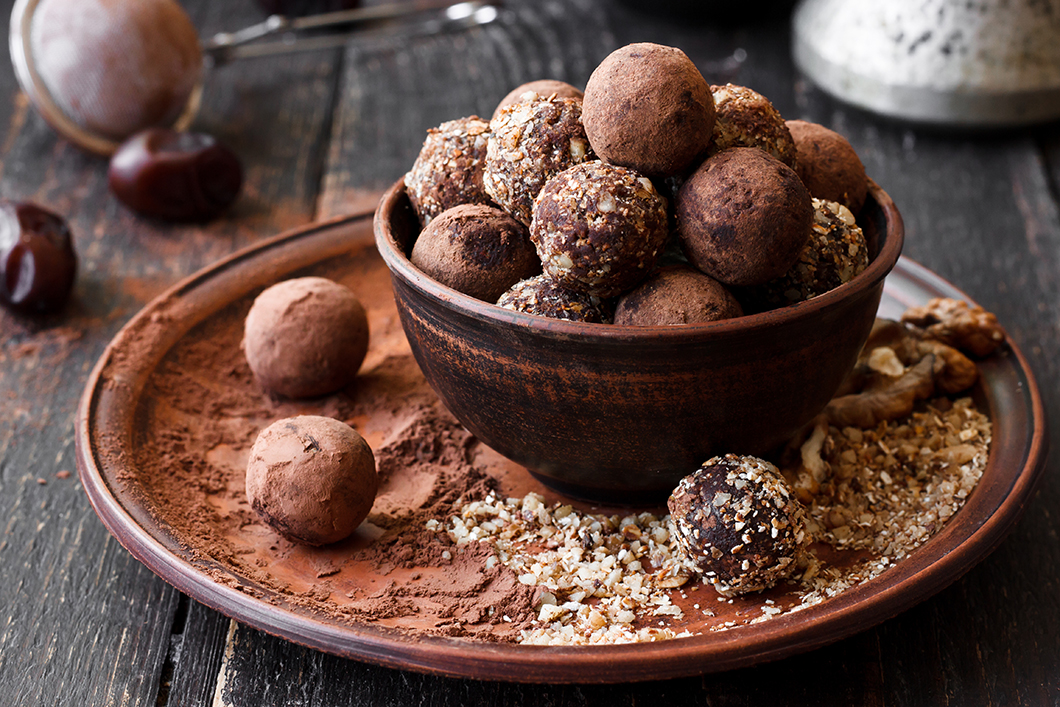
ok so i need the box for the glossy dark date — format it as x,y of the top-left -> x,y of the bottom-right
108,129 -> 244,222
0,201 -> 77,314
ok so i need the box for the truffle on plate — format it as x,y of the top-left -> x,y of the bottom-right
496,273 -> 612,323
405,116 -> 492,226
738,198 -> 870,312
483,95 -> 593,226
410,203 -> 541,302
668,454 -> 808,596
245,415 -> 378,546
708,83 -> 797,168
614,265 -> 743,326
531,160 -> 669,297
492,79 -> 584,121
242,277 -> 369,399
676,147 -> 813,287
786,119 -> 868,214
582,42 -> 715,179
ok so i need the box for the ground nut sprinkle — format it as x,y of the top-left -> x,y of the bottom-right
440,492 -> 694,645
429,396 -> 991,645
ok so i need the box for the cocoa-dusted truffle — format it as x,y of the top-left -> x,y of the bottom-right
405,116 -> 492,226
786,119 -> 868,214
614,265 -> 743,326
243,277 -> 369,398
492,79 -> 584,121
708,84 -> 797,168
532,161 -> 669,297
483,95 -> 593,226
497,273 -> 612,323
668,454 -> 808,597
676,147 -> 813,287
246,415 -> 378,546
738,199 -> 870,313
410,203 -> 540,302
582,43 -> 715,179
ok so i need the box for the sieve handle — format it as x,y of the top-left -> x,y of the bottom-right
203,0 -> 498,66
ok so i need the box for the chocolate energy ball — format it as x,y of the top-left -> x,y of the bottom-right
492,79 -> 584,121
582,43 -> 715,179
496,273 -> 612,323
483,95 -> 593,226
410,203 -> 540,302
614,265 -> 743,326
786,119 -> 868,214
738,199 -> 870,313
531,161 -> 669,297
708,84 -> 797,168
676,147 -> 813,287
242,277 -> 369,399
668,454 -> 808,597
245,415 -> 378,546
405,116 -> 492,226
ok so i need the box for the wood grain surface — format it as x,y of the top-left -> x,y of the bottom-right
1,0 -> 1058,705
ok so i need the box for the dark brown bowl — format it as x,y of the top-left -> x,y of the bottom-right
374,180 -> 904,503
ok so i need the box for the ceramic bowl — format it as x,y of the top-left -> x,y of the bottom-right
374,180 -> 904,503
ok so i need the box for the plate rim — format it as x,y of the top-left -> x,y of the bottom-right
74,210 -> 1049,683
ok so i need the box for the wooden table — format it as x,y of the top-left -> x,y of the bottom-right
2,1 -> 1058,704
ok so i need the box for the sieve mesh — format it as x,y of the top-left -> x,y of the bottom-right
26,0 -> 203,144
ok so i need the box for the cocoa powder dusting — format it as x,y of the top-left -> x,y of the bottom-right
116,248 -> 539,640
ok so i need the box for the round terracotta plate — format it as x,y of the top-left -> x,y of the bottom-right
75,209 -> 1048,683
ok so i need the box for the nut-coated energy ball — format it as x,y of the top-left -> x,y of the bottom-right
668,454 -> 808,596
484,95 -> 593,226
245,415 -> 378,546
531,160 -> 669,297
492,79 -> 584,121
405,116 -> 492,226
410,204 -> 540,302
496,273 -> 612,323
242,277 -> 369,399
676,147 -> 813,287
708,84 -> 797,168
582,43 -> 715,178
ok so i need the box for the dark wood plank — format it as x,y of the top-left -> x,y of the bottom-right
0,0 -> 348,704
4,0 -> 1060,704
163,599 -> 232,707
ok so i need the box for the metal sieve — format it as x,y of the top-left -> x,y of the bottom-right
9,0 -> 499,155
792,0 -> 1060,127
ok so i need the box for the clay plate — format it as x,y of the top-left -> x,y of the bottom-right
75,208 -> 1047,683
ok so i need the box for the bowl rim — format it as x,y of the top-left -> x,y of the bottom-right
373,177 -> 905,341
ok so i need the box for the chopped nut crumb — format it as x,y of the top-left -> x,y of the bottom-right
429,396 -> 990,645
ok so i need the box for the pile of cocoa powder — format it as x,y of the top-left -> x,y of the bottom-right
122,249 -> 541,640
